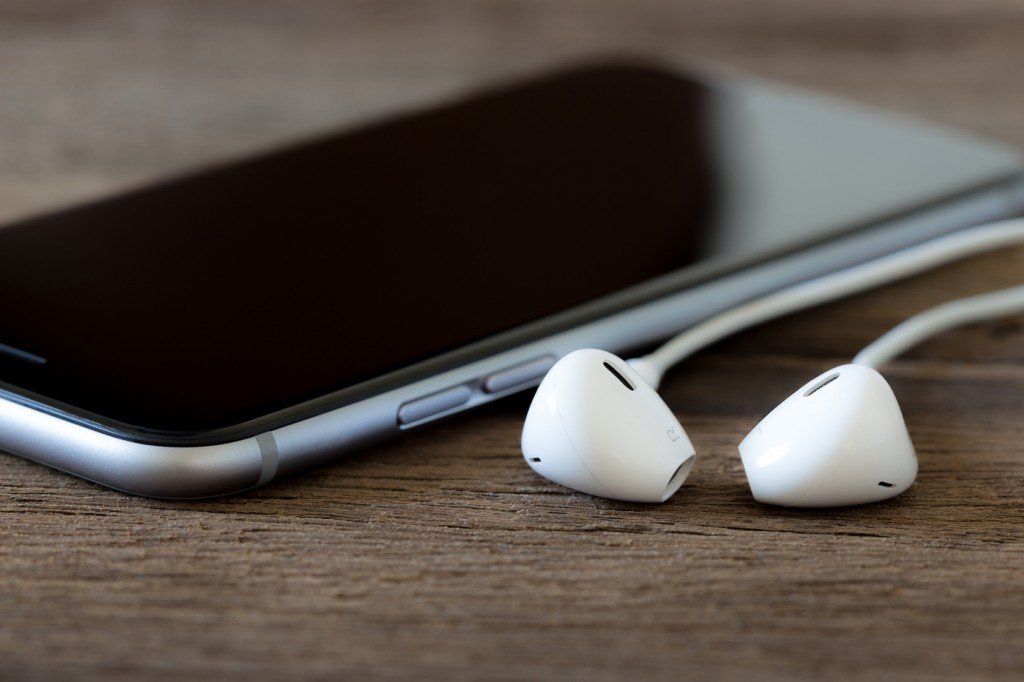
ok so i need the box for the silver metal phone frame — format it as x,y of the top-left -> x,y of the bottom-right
1,180 -> 1021,498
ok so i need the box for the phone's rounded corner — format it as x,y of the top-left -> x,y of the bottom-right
0,393 -> 270,499
45,437 -> 269,501
96,438 -> 271,500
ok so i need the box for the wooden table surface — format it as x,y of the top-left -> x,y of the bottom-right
2,1 -> 1023,679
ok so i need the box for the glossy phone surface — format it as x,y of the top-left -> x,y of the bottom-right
0,62 -> 1019,443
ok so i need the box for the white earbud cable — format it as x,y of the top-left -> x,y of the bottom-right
629,217 -> 1024,388
851,283 -> 1024,368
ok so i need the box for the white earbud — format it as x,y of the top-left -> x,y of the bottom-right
738,364 -> 917,507
521,349 -> 696,503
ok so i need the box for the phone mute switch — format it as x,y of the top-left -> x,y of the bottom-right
397,385 -> 473,426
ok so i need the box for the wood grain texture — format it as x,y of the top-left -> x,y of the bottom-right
1,1 -> 1024,680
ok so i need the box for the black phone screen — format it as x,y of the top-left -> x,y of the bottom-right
0,62 -> 1013,438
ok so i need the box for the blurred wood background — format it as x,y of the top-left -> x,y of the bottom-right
1,1 -> 1023,679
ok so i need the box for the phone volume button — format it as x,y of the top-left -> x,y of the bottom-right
482,355 -> 557,394
397,385 -> 473,426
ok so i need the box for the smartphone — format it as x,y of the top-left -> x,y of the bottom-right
1,61 -> 1021,497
